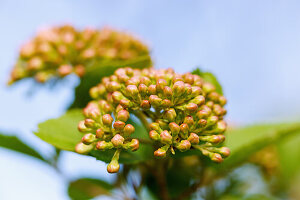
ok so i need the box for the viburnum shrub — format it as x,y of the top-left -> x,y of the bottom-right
4,24 -> 300,200
76,67 -> 230,173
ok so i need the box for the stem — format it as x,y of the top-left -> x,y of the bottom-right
151,160 -> 170,200
134,111 -> 150,131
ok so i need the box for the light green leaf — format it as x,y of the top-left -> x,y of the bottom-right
0,133 -> 46,162
69,55 -> 152,109
68,178 -> 113,200
192,68 -> 223,94
35,110 -> 153,163
218,123 -> 300,171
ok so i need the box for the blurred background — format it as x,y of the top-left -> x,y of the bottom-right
1,0 -> 300,199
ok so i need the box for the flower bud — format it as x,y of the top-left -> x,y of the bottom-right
112,91 -> 125,104
163,86 -> 173,98
176,140 -> 191,151
190,95 -> 205,105
156,79 -> 167,92
28,57 -> 43,70
82,133 -> 96,144
210,153 -> 223,163
219,147 -> 230,157
78,120 -> 91,132
219,96 -> 227,106
58,64 -> 72,77
126,77 -> 140,86
126,85 -> 139,97
191,86 -> 202,97
169,122 -> 180,136
138,84 -> 148,96
113,121 -> 125,131
163,108 -> 177,122
188,133 -> 199,144
184,83 -> 192,95
180,123 -> 189,136
107,81 -> 121,92
120,99 -> 131,108
184,116 -> 194,127
107,159 -> 120,173
161,99 -> 172,108
149,95 -> 162,107
148,84 -> 157,95
216,121 -> 227,133
199,135 -> 222,143
185,103 -> 198,113
74,65 -> 85,77
207,116 -> 218,126
89,87 -> 100,99
123,124 -> 135,137
126,139 -> 139,151
111,134 -> 124,147
196,110 -> 210,119
160,130 -> 172,144
140,100 -> 151,109
75,142 -> 94,154
173,81 -> 185,96
84,118 -> 95,128
149,130 -> 160,140
102,114 -> 113,126
117,109 -> 130,122
154,148 -> 167,157
197,119 -> 207,127
140,76 -> 151,86
96,128 -> 105,138
115,104 -> 124,113
150,122 -> 161,132
96,141 -> 114,150
202,82 -> 216,94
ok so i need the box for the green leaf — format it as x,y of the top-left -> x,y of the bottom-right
70,55 -> 152,109
0,133 -> 46,162
35,110 -> 153,163
218,123 -> 300,171
35,109 -> 83,151
192,68 -> 223,94
68,178 -> 113,200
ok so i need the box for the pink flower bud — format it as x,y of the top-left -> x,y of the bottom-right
107,159 -> 120,173
148,84 -> 157,95
82,133 -> 96,144
210,153 -> 223,163
163,86 -> 173,98
84,118 -> 95,128
156,79 -> 167,92
188,133 -> 199,144
138,84 -> 148,95
140,100 -> 151,109
96,141 -> 113,150
113,121 -> 125,131
219,147 -> 230,157
75,142 -> 94,154
111,134 -> 124,147
173,81 -> 185,96
117,109 -> 130,122
102,114 -> 113,126
149,130 -> 160,140
154,148 -> 167,157
160,130 -> 172,144
128,139 -> 139,151
96,128 -> 105,138
58,64 -> 72,77
184,116 -> 194,127
123,124 -> 135,137
202,82 -> 216,94
163,108 -> 177,122
169,122 -> 180,136
176,140 -> 191,151
126,85 -> 139,97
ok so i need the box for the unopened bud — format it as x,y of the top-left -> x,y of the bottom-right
149,95 -> 162,107
176,140 -> 191,151
96,141 -> 113,150
154,148 -> 167,157
160,130 -> 172,144
207,116 -> 218,126
161,99 -> 172,108
173,81 -> 185,96
202,82 -> 216,94
140,100 -> 151,109
78,120 -> 91,132
184,116 -> 194,127
112,91 -> 125,104
58,64 -> 72,77
219,96 -> 227,106
149,130 -> 160,140
84,118 -> 95,128
75,142 -> 94,154
123,124 -> 135,137
210,153 -> 223,163
156,79 -> 167,92
126,139 -> 139,151
96,128 -> 105,138
191,86 -> 202,97
82,133 -> 96,144
107,159 -> 120,173
197,119 -> 207,127
126,85 -> 139,97
148,85 -> 157,95
180,123 -> 189,135
140,76 -> 151,86
138,84 -> 148,96
113,121 -> 125,131
219,147 -> 230,157
163,108 -> 177,122
107,81 -> 121,92
190,95 -> 205,105
117,109 -> 130,122
111,134 -> 124,147
169,122 -> 180,136
74,65 -> 85,77
185,103 -> 198,113
216,121 -> 227,133
102,114 -> 113,126
163,86 -> 173,98
188,133 -> 199,144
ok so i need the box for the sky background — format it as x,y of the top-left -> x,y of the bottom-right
1,0 -> 300,199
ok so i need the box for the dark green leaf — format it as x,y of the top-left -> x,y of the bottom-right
35,110 -> 153,163
69,55 -> 152,109
192,68 -> 223,94
68,178 -> 113,200
0,133 -> 46,162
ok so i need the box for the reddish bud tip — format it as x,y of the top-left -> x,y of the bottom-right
111,134 -> 124,147
113,121 -> 126,131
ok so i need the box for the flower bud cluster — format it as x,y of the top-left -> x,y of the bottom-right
77,67 -> 230,172
8,25 -> 149,84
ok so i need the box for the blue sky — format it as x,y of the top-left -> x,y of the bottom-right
1,0 -> 300,199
